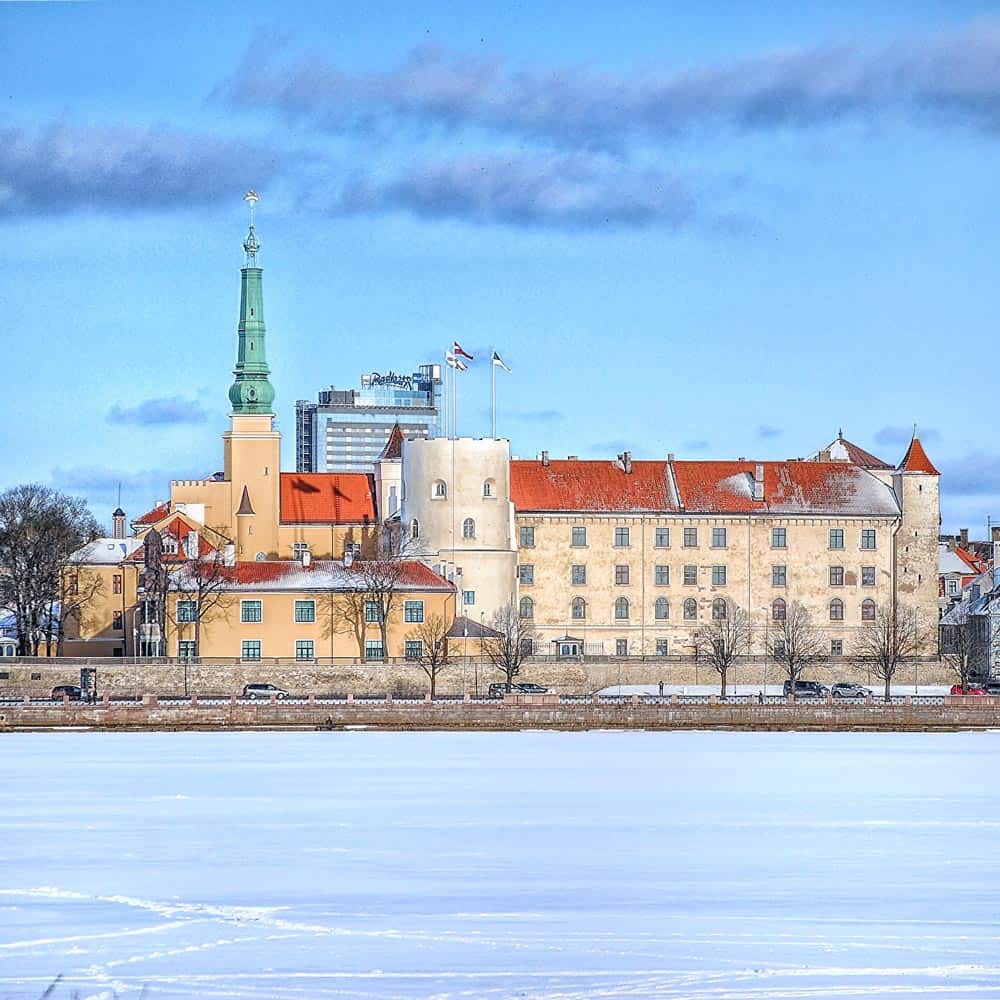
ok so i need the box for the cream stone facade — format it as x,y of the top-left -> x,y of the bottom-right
400,436 -> 517,624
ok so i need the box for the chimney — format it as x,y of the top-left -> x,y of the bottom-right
541,450 -> 550,467
223,543 -> 236,567
960,528 -> 969,547
302,550 -> 312,568
567,455 -> 578,461
667,452 -> 675,462
344,549 -> 354,568
818,450 -> 831,463
753,464 -> 765,502
617,451 -> 632,474
185,531 -> 199,559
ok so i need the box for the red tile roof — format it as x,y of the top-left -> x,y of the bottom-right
511,460 -> 679,512
897,436 -> 939,475
818,436 -> 893,470
512,459 -> 899,516
379,422 -> 404,461
280,473 -> 377,524
126,516 -> 218,562
134,502 -> 169,525
183,559 -> 453,591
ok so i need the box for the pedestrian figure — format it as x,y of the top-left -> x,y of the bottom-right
658,681 -> 664,697
757,690 -> 764,705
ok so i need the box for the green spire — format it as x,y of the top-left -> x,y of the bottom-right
229,190 -> 275,415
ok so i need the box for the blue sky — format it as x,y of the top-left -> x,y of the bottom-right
2,0 -> 998,534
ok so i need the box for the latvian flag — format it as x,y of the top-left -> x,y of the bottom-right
452,341 -> 474,361
445,351 -> 468,372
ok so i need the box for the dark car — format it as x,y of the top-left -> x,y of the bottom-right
985,681 -> 1000,696
831,682 -> 871,699
488,682 -> 550,698
242,683 -> 288,700
51,684 -> 84,701
783,679 -> 830,698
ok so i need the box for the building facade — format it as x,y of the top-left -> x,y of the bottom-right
296,365 -> 443,474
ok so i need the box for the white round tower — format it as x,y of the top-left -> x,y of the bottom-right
401,437 -> 516,623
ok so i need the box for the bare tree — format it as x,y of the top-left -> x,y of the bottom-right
56,554 -> 105,655
694,598 -> 751,698
323,588 -> 368,659
407,614 -> 451,698
482,600 -> 538,693
166,530 -> 235,658
853,601 -> 922,703
0,484 -> 102,655
769,601 -> 824,697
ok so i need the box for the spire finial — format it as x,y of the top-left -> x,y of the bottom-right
243,190 -> 260,266
838,427 -> 843,440
912,421 -> 918,440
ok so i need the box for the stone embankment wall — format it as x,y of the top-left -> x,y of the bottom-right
0,656 -> 954,699
1,697 -> 997,732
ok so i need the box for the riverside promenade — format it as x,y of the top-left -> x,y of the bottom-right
3,693 -> 999,732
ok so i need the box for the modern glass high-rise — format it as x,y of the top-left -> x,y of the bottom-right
295,364 -> 443,473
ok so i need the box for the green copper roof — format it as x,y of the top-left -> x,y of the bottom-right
229,205 -> 275,415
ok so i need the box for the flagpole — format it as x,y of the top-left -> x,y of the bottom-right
491,353 -> 496,439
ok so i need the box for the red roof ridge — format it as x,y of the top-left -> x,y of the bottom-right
134,502 -> 169,525
897,435 -> 939,475
379,422 -> 404,461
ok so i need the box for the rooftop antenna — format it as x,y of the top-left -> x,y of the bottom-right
117,481 -> 121,507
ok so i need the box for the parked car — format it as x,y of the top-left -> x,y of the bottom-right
51,684 -> 84,700
242,683 -> 288,700
950,683 -> 986,696
831,682 -> 871,699
488,682 -> 550,698
984,681 -> 1000,696
783,680 -> 830,698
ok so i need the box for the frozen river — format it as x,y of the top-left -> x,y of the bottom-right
1,731 -> 999,999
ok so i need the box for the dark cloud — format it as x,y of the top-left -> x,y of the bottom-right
107,396 -> 209,426
874,425 -> 941,445
0,124 -> 280,218
50,466 -> 172,500
331,152 -> 694,229
757,424 -> 782,439
222,24 -> 1000,146
938,452 -> 1000,497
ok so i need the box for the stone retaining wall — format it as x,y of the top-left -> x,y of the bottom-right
0,698 -> 996,732
0,656 -> 954,698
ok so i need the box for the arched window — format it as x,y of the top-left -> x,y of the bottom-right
519,596 -> 534,619
572,597 -> 587,620
483,479 -> 495,498
433,480 -> 447,499
772,598 -> 786,621
712,598 -> 727,620
654,597 -> 669,620
861,598 -> 876,621
684,598 -> 697,620
410,519 -> 419,540
614,597 -> 630,620
830,598 -> 844,621
463,517 -> 476,539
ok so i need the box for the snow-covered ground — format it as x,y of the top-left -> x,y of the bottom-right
2,731 -> 999,999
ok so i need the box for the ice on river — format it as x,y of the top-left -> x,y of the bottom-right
1,730 -> 999,999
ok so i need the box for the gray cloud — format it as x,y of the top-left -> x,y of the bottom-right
515,409 -> 564,423
874,425 -> 941,445
588,439 -> 632,456
332,152 -> 694,228
757,424 -> 782,439
50,466 -> 172,500
683,440 -> 711,452
107,396 -> 209,426
0,124 -> 280,218
938,452 -> 1000,497
223,24 -> 1000,146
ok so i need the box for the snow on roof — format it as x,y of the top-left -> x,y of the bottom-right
71,537 -> 143,564
939,544 -> 985,577
813,436 -> 892,470
169,559 -> 453,593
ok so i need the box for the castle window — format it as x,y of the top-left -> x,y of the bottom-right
240,600 -> 262,624
113,574 -> 123,595
520,526 -> 535,548
432,480 -> 447,499
711,527 -> 727,548
571,564 -> 586,585
655,527 -> 670,548
712,598 -> 727,620
861,529 -> 877,550
829,529 -> 844,550
772,565 -> 786,586
410,519 -> 419,540
518,564 -> 534,585
829,598 -> 844,621
830,566 -> 844,587
861,599 -> 876,621
615,564 -> 630,585
572,597 -> 587,620
772,527 -> 787,548
614,597 -> 630,620
772,598 -> 786,621
572,526 -> 587,547
463,517 -> 476,539
711,565 -> 727,586
519,596 -> 534,619
483,479 -> 495,498
684,598 -> 697,620
862,566 -> 876,586
654,598 -> 670,620
654,565 -> 669,585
